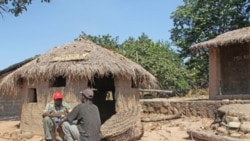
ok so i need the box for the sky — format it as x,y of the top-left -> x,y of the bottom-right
0,0 -> 184,70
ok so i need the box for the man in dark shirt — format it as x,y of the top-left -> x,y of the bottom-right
59,88 -> 102,141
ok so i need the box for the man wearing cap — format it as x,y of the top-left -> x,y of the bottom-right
42,92 -> 71,141
58,88 -> 102,141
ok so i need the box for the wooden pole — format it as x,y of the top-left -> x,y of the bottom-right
138,89 -> 173,94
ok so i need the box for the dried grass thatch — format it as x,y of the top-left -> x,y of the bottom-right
0,38 -> 158,95
101,106 -> 141,140
190,27 -> 250,50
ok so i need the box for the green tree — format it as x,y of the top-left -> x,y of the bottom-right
119,34 -> 190,92
170,0 -> 250,89
0,0 -> 50,16
77,32 -> 119,50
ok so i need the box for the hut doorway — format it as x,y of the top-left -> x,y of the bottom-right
88,75 -> 116,124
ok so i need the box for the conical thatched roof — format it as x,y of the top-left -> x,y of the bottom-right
0,38 -> 158,94
190,27 -> 250,50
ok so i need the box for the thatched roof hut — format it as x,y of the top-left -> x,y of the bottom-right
0,38 -> 158,140
190,27 -> 250,100
191,27 -> 250,50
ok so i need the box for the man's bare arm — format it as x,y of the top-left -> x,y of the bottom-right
42,112 -> 62,118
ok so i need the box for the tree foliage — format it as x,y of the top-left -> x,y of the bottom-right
79,33 -> 190,94
77,32 -> 119,50
0,0 -> 50,16
170,0 -> 250,89
119,34 -> 190,92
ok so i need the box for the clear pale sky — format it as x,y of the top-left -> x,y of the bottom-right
0,0 -> 183,70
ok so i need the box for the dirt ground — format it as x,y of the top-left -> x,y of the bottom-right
0,116 -> 213,141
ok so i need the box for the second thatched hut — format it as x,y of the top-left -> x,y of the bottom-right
191,27 -> 250,100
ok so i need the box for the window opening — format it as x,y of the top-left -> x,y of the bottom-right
49,76 -> 66,87
28,88 -> 37,103
131,78 -> 138,88
17,78 -> 24,88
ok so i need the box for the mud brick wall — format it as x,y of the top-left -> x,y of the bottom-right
140,100 -> 250,119
0,95 -> 23,118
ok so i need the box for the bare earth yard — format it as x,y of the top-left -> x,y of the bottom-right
0,116 -> 213,141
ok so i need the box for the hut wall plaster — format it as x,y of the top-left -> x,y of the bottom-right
114,77 -> 140,112
209,47 -> 221,100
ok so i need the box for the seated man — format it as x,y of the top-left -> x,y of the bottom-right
42,92 -> 71,141
58,88 -> 102,141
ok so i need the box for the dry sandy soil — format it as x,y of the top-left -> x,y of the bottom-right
0,116 -> 213,141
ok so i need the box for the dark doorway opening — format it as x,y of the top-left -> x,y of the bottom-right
88,74 -> 116,124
